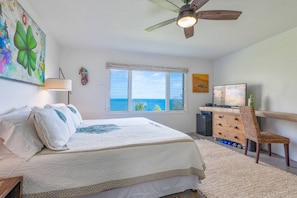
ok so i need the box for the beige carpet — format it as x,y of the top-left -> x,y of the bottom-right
196,139 -> 297,198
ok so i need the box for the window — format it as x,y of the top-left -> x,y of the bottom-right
107,63 -> 188,112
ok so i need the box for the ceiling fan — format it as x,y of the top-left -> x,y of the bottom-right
145,0 -> 242,38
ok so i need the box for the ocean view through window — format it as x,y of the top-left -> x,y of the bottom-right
107,63 -> 187,112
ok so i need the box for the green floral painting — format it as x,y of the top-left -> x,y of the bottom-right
0,0 -> 46,85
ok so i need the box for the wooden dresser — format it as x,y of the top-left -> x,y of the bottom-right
212,112 -> 246,147
199,106 -> 297,149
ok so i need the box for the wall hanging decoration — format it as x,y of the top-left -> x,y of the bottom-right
0,0 -> 46,85
79,67 -> 88,85
192,74 -> 209,93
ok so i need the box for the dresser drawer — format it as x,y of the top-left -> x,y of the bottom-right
213,113 -> 242,124
226,122 -> 244,134
226,114 -> 243,126
213,128 -> 246,146
212,112 -> 246,147
225,131 -> 246,145
212,128 -> 228,139
213,120 -> 227,130
225,114 -> 242,122
213,113 -> 228,124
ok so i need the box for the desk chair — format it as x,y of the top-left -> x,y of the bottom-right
239,106 -> 290,166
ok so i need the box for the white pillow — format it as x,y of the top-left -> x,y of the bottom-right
54,106 -> 76,135
44,103 -> 82,128
0,106 -> 31,118
67,104 -> 82,127
0,138 -> 14,160
0,106 -> 44,160
32,107 -> 72,150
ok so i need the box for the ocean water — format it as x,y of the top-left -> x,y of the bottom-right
110,98 -> 183,111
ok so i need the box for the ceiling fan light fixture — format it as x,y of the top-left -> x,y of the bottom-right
177,9 -> 197,28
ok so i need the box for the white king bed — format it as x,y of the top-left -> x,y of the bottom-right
0,104 -> 206,198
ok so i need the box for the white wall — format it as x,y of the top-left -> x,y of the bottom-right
59,47 -> 213,133
0,0 -> 60,115
0,0 -> 213,133
214,27 -> 297,161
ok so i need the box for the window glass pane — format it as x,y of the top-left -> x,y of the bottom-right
170,73 -> 184,110
132,71 -> 166,111
109,68 -> 185,112
110,69 -> 128,111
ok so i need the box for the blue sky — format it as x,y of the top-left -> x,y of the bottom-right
110,70 -> 183,99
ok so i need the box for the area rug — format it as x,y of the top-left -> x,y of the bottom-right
195,139 -> 297,198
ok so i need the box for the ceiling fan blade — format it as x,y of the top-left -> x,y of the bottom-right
184,26 -> 194,39
145,18 -> 176,32
148,0 -> 180,13
190,0 -> 209,11
197,10 -> 242,20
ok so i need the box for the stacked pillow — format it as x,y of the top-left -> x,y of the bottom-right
32,104 -> 82,150
44,103 -> 82,128
0,104 -> 83,160
0,106 -> 44,160
66,104 -> 82,128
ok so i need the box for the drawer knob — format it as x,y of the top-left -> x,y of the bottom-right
219,115 -> 224,118
218,123 -> 222,126
234,126 -> 239,129
234,117 -> 239,121
218,132 -> 222,135
234,135 -> 238,139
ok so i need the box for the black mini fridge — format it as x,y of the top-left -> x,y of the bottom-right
196,114 -> 212,136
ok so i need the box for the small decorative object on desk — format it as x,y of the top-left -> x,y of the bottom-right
248,94 -> 254,107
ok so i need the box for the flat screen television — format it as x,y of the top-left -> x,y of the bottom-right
212,83 -> 247,107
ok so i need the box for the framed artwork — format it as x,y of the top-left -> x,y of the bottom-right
0,0 -> 46,85
192,74 -> 209,93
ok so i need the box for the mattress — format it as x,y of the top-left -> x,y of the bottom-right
0,117 -> 205,197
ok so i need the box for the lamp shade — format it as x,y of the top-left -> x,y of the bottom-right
44,78 -> 72,91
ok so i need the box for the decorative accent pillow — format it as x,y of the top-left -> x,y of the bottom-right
32,107 -> 72,150
44,103 -> 82,128
67,104 -> 82,128
0,106 -> 44,160
53,106 -> 76,135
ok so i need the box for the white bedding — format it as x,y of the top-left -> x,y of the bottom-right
0,117 -> 205,198
82,175 -> 200,198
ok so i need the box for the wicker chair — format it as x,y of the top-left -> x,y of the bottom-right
239,106 -> 290,166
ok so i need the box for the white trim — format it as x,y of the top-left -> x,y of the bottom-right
106,62 -> 188,73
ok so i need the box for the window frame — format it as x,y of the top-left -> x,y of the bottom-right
107,62 -> 188,113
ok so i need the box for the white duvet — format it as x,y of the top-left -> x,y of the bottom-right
0,117 -> 205,198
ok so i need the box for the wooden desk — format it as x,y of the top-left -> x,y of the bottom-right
199,106 -> 297,122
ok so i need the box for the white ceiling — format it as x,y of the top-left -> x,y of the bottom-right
28,0 -> 297,60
